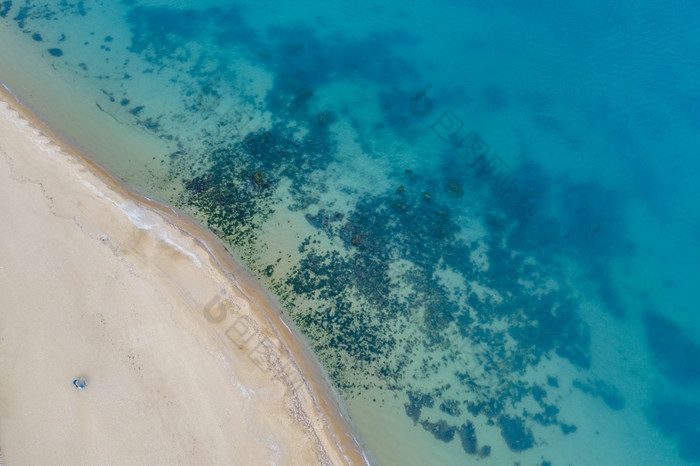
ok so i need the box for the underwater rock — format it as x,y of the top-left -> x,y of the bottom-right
185,173 -> 212,194
404,391 -> 433,423
138,117 -> 160,132
289,89 -> 313,112
48,48 -> 63,57
445,181 -> 464,197
498,415 -> 534,451
573,378 -> 625,410
561,423 -> 577,435
439,399 -> 461,417
0,1 -> 11,19
531,385 -> 547,402
317,110 -> 336,126
532,404 -> 559,426
458,421 -> 478,454
351,234 -> 363,246
252,170 -> 269,188
467,398 -> 503,418
13,5 -> 28,28
421,419 -> 456,443
305,210 -> 329,230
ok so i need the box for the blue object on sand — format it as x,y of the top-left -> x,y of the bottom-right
73,377 -> 87,389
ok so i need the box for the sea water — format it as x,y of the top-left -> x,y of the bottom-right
1,1 -> 699,464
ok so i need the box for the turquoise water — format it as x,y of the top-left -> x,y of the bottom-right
2,1 -> 700,464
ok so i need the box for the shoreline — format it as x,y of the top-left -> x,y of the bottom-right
0,84 -> 370,464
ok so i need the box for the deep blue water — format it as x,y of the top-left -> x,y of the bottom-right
1,0 -> 699,464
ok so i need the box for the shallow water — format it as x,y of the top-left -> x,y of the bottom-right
1,1 -> 699,464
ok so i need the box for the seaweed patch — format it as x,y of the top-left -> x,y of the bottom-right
9,2 -> 642,459
0,1 -> 12,19
498,415 -> 535,451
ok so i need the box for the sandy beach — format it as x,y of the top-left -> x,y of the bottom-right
0,87 -> 368,465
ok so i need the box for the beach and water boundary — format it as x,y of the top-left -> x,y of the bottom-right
0,84 -> 370,465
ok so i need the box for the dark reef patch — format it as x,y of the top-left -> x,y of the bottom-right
405,391 -> 434,423
532,404 -> 559,426
439,399 -> 462,417
13,5 -> 29,28
558,181 -> 631,260
178,121 -> 335,251
126,5 -> 256,65
561,423 -> 577,435
573,378 -> 625,410
421,419 -> 456,443
648,398 -> 700,462
644,310 -> 700,387
0,1 -> 11,19
498,415 -> 535,451
458,421 -> 478,454
127,6 -> 205,62
128,105 -> 144,116
487,162 -> 630,319
48,47 -> 63,57
262,26 -> 420,118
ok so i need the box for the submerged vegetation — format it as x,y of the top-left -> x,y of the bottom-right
0,0 -> 655,461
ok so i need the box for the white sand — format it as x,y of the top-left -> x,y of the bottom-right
0,88 -> 368,465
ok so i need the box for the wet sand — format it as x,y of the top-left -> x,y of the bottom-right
0,86 -> 369,465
